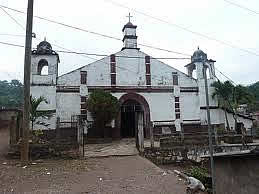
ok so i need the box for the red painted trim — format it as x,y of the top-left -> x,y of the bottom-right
110,54 -> 116,85
88,86 -> 174,93
80,71 -> 87,85
175,97 -> 179,102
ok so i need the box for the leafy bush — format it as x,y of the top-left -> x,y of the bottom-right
87,90 -> 119,135
186,166 -> 211,193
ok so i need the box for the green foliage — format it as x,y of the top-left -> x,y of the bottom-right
187,166 -> 210,188
87,90 -> 119,130
247,81 -> 259,112
34,129 -> 44,137
233,84 -> 255,110
211,80 -> 234,108
30,96 -> 53,130
211,80 -> 255,111
0,79 -> 23,108
248,81 -> 259,101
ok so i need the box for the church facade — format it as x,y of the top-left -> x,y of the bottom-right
30,20 -> 253,138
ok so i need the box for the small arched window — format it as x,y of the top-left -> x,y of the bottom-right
38,59 -> 48,75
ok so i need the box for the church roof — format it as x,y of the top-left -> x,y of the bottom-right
122,21 -> 137,31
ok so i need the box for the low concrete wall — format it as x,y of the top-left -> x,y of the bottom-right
144,144 -> 259,164
215,155 -> 259,194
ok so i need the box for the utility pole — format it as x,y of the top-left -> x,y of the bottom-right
203,62 -> 216,194
21,0 -> 34,164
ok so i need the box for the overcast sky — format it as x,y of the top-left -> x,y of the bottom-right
0,0 -> 258,85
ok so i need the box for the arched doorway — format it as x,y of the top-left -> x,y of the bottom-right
116,93 -> 150,139
121,99 -> 141,138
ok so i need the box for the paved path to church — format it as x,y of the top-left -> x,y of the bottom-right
84,139 -> 139,157
0,156 -> 186,193
84,138 -> 160,158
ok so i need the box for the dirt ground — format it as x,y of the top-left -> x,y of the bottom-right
0,156 -> 189,194
0,126 -> 187,194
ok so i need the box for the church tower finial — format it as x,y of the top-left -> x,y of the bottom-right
127,13 -> 133,23
122,13 -> 139,50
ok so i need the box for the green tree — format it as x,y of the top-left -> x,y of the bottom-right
212,81 -> 255,132
247,81 -> 259,112
247,81 -> 259,101
0,79 -> 23,108
87,90 -> 120,137
233,84 -> 255,111
30,96 -> 53,130
211,80 -> 234,131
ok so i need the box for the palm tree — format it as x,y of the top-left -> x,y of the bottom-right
30,96 -> 53,130
211,80 -> 234,131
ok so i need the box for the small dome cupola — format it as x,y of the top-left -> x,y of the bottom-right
122,13 -> 139,50
191,47 -> 207,62
33,38 -> 55,55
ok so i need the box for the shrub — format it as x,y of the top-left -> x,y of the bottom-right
87,90 -> 119,136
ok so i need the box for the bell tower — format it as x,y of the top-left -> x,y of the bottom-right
31,39 -> 59,83
30,39 -> 59,130
122,13 -> 139,50
185,47 -> 218,125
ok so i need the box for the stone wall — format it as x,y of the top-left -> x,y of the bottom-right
41,128 -> 77,142
9,142 -> 79,159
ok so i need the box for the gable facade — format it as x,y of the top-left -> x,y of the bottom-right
29,21 -> 253,138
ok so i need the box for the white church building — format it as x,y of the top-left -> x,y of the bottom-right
30,19 -> 253,138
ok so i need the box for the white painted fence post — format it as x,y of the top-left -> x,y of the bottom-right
138,112 -> 144,152
150,121 -> 154,148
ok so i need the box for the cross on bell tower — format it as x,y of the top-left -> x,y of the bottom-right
122,13 -> 139,50
126,13 -> 133,23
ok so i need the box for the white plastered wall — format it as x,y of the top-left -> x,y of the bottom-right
30,86 -> 57,130
56,93 -> 81,122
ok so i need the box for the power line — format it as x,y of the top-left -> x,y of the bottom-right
0,40 -> 190,60
0,40 -> 240,86
0,41 -> 24,48
0,33 -> 24,37
223,0 -> 259,15
56,50 -> 190,59
215,67 -> 236,85
0,7 -> 141,76
0,6 -> 25,31
0,5 -> 239,84
104,0 -> 259,57
0,4 -> 190,57
0,40 -> 185,83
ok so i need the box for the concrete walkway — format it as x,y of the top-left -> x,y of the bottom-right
84,139 -> 139,158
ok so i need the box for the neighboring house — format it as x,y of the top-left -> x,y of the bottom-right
30,19 -> 253,138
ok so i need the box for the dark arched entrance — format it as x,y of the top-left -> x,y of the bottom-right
121,99 -> 141,138
115,93 -> 151,139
